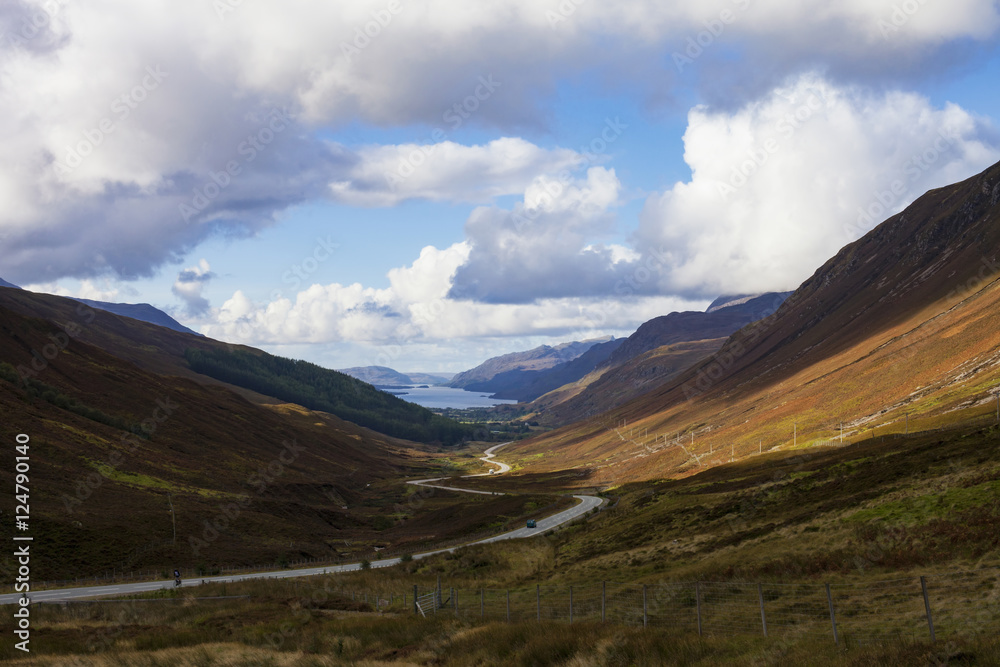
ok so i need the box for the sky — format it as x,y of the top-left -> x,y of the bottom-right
2,0 -> 1000,373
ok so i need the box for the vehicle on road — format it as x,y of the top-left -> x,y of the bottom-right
526,519 -> 537,528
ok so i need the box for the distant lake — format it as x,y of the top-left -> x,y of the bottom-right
390,385 -> 518,409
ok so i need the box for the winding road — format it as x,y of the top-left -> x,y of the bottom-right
2,443 -> 602,605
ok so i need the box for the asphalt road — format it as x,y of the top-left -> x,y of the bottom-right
2,444 -> 602,605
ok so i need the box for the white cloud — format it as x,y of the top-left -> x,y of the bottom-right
328,138 -> 584,206
171,258 -> 215,317
1,0 -> 998,288
633,73 -> 1000,298
21,278 -> 126,303
448,167 -> 629,303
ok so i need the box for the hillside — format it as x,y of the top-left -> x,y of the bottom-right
0,276 -> 20,289
448,338 -> 611,392
338,366 -> 453,387
526,293 -> 790,425
338,365 -> 414,386
602,292 -> 791,369
509,159 -> 1000,482
0,288 -> 471,445
74,297 -> 202,336
186,348 -> 472,445
489,337 -> 625,402
532,338 -> 728,424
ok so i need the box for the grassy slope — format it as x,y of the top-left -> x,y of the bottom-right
6,422 -> 1000,664
531,338 -> 727,426
508,160 -> 1000,483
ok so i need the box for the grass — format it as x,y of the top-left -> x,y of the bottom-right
5,584 -> 999,666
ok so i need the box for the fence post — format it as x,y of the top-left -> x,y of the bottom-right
757,583 -> 767,637
696,582 -> 703,636
920,576 -> 936,643
602,581 -> 606,623
642,585 -> 648,628
437,575 -> 442,609
825,583 -> 838,645
537,585 -> 540,622
506,590 -> 510,623
481,588 -> 484,619
413,585 -> 417,615
453,588 -> 457,616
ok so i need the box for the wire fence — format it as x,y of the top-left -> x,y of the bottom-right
366,566 -> 1000,646
605,391 -> 1000,469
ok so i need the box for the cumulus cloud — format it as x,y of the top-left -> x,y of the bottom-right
172,259 -> 215,317
21,278 -> 129,303
328,138 -> 584,206
632,73 -> 1000,298
448,167 -> 629,303
1,0 -> 998,288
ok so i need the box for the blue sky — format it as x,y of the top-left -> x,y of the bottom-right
3,1 -> 1000,372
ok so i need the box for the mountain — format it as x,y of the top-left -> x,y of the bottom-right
487,337 -> 626,402
706,293 -> 759,312
74,298 -> 202,336
527,293 -> 791,425
0,277 -> 21,289
338,366 -> 454,386
339,365 -> 414,386
602,292 -> 792,370
188,348 -> 472,444
448,338 -> 612,391
512,159 -> 1000,482
406,372 -> 454,385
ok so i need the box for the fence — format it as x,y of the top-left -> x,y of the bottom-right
390,566 -> 1000,645
605,390 -> 1000,470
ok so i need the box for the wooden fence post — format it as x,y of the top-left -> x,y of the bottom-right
757,583 -> 767,637
921,576 -> 936,643
696,582 -> 703,636
825,583 -> 838,645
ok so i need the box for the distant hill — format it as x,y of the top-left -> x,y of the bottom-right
74,298 -> 202,336
602,292 -> 792,370
0,277 -> 21,289
338,366 -> 453,387
449,338 -> 612,392
530,293 -> 789,425
487,338 -> 625,402
339,366 -> 414,386
188,349 -> 472,445
407,372 -> 454,385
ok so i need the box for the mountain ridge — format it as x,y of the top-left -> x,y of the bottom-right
511,159 -> 1000,482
